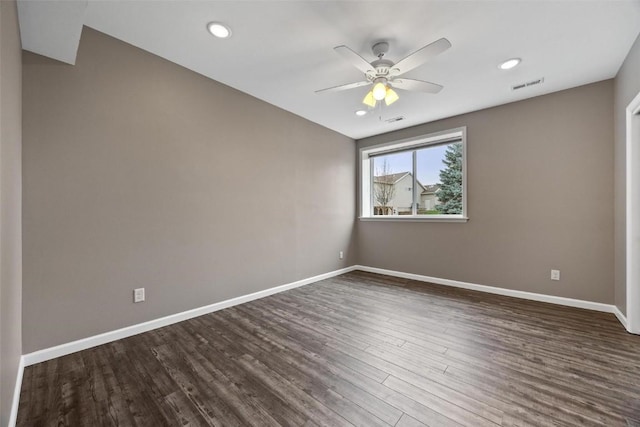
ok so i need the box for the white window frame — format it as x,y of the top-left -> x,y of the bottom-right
359,127 -> 468,222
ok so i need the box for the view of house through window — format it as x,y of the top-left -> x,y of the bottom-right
363,128 -> 466,219
372,152 -> 412,215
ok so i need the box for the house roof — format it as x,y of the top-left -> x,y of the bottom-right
375,172 -> 434,193
373,172 -> 411,184
422,184 -> 442,195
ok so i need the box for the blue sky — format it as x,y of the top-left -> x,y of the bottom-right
373,144 -> 448,186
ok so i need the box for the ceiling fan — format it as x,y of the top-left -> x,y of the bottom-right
315,38 -> 451,108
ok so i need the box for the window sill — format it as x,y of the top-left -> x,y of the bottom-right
359,215 -> 469,223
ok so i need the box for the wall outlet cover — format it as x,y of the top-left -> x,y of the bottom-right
134,288 -> 145,303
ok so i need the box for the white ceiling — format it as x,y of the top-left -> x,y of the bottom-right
18,1 -> 640,139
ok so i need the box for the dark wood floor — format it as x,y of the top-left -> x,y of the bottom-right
17,271 -> 640,426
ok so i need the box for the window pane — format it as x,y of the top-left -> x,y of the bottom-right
361,128 -> 466,219
372,151 -> 412,215
415,142 -> 463,215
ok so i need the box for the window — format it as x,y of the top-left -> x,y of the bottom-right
360,127 -> 467,221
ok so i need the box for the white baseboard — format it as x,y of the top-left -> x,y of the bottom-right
8,355 -> 25,427
22,266 -> 357,367
21,264 -> 627,368
14,263 -> 628,424
354,265 -> 617,314
614,306 -> 629,330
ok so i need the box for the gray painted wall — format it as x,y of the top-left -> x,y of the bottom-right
22,28 -> 356,353
357,81 -> 614,304
0,0 -> 23,424
614,33 -> 640,316
17,21 -> 629,359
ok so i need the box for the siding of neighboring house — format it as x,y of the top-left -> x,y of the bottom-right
421,192 -> 438,210
374,173 -> 428,214
388,174 -> 414,213
420,184 -> 441,211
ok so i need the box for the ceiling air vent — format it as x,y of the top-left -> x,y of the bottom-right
511,78 -> 544,91
385,116 -> 405,123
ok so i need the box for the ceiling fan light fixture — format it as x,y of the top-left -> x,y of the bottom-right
384,88 -> 399,106
319,38 -> 450,109
362,91 -> 376,107
499,58 -> 521,70
207,22 -> 232,39
372,81 -> 387,101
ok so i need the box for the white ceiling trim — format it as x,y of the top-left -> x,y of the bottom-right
17,0 -> 87,65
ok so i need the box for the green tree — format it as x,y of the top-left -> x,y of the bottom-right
435,143 -> 463,214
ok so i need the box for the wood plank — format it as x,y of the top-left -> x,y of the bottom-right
395,413 -> 429,427
383,375 -> 501,427
17,271 -> 640,426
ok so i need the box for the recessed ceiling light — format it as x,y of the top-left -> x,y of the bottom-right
499,58 -> 521,70
355,110 -> 367,117
207,22 -> 232,39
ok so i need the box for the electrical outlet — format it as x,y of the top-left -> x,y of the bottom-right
134,288 -> 145,303
339,251 -> 344,259
551,270 -> 560,281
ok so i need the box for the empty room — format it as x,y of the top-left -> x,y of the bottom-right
2,1 -> 640,426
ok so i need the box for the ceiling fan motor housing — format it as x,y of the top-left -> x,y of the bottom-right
372,41 -> 389,57
367,59 -> 394,80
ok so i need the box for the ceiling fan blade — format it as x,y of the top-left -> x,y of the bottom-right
392,78 -> 443,94
392,38 -> 451,76
334,45 -> 375,74
315,80 -> 371,94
